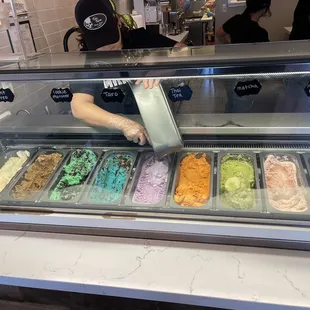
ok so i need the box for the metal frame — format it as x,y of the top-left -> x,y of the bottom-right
1,47 -> 310,249
1,134 -> 310,250
1,63 -> 310,81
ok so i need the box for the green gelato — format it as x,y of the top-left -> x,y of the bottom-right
220,154 -> 256,210
49,149 -> 98,201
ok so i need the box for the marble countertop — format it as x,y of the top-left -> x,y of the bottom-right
0,230 -> 310,309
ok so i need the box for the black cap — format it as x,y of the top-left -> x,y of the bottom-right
75,0 -> 120,50
246,0 -> 271,13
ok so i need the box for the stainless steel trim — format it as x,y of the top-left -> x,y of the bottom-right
1,64 -> 310,81
0,211 -> 310,250
3,114 -> 310,136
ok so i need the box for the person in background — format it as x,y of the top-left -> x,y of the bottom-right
201,0 -> 216,9
290,0 -> 310,41
71,0 -> 185,146
216,0 -> 271,44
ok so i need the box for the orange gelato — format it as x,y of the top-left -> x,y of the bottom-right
174,153 -> 211,207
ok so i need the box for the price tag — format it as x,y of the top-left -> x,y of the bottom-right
234,80 -> 262,97
304,82 -> 310,97
101,88 -> 124,103
0,88 -> 14,102
168,85 -> 193,102
51,88 -> 73,103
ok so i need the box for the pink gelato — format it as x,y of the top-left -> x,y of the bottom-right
264,155 -> 308,212
132,154 -> 170,205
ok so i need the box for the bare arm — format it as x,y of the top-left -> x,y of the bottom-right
216,27 -> 231,44
71,93 -> 148,145
71,93 -> 121,128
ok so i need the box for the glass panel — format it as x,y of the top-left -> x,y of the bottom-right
0,47 -> 310,224
1,41 -> 310,73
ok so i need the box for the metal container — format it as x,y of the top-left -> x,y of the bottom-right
216,152 -> 263,214
81,151 -> 138,206
261,153 -> 310,217
130,83 -> 183,160
0,148 -> 38,197
170,151 -> 214,210
39,149 -> 103,205
114,0 -> 133,14
3,149 -> 68,204
124,152 -> 174,208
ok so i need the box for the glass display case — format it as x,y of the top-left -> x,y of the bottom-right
1,41 -> 310,250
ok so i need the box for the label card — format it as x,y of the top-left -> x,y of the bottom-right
0,88 -> 14,102
168,85 -> 193,102
51,88 -> 73,103
304,82 -> 310,97
234,80 -> 262,97
101,88 -> 124,103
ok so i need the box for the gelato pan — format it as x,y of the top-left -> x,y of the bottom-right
220,154 -> 256,210
49,149 -> 98,201
264,154 -> 307,213
132,154 -> 171,205
174,153 -> 211,207
11,152 -> 63,200
0,150 -> 30,193
89,152 -> 135,204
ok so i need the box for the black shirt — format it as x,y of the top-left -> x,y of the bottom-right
71,28 -> 176,113
290,0 -> 310,41
223,14 -> 269,44
122,28 -> 177,49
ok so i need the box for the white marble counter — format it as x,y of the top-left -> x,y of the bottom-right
0,229 -> 310,310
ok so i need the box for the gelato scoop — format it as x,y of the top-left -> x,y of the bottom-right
264,155 -> 308,212
174,153 -> 211,207
220,154 -> 255,210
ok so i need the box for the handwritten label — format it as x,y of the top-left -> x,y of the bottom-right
101,88 -> 124,103
305,82 -> 310,97
168,85 -> 193,102
51,88 -> 73,103
234,80 -> 262,97
0,88 -> 14,102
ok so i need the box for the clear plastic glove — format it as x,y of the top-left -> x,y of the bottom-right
108,116 -> 149,146
135,79 -> 160,89
121,119 -> 149,145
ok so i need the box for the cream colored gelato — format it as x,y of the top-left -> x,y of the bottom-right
264,155 -> 308,212
0,150 -> 30,193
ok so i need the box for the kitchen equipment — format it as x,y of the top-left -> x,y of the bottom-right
131,83 -> 183,159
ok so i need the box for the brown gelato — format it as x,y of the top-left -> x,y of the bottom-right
12,153 -> 63,199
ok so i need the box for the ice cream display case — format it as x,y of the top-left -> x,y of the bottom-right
1,41 -> 310,250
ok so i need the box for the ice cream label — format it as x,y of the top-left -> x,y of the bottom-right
168,85 -> 193,102
50,88 -> 73,103
0,88 -> 14,102
304,81 -> 310,97
101,88 -> 124,103
234,80 -> 262,97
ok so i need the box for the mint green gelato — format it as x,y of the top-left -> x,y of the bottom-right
220,154 -> 256,210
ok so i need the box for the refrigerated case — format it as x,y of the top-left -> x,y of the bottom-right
1,41 -> 310,250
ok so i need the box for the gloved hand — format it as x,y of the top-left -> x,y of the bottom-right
121,119 -> 149,145
108,116 -> 149,146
